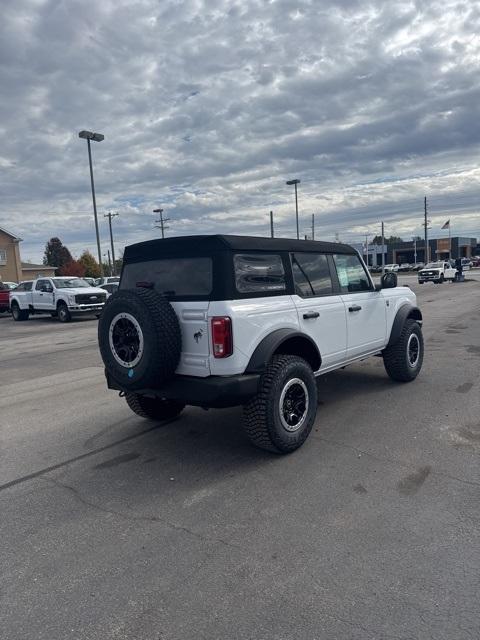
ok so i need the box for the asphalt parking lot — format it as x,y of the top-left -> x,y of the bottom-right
1,276 -> 479,640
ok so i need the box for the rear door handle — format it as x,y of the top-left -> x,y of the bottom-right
348,305 -> 362,312
303,311 -> 320,319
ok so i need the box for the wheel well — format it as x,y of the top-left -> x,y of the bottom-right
407,308 -> 422,324
57,299 -> 67,308
273,336 -> 321,372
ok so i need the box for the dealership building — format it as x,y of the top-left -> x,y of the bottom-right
353,236 -> 478,266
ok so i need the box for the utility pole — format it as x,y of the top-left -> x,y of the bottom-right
311,214 -> 315,240
270,211 -> 274,238
424,196 -> 430,264
153,208 -> 170,239
381,222 -> 385,274
412,236 -> 417,265
365,234 -> 369,267
104,212 -> 119,275
107,249 -> 112,276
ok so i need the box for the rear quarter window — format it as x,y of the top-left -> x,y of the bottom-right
234,254 -> 286,294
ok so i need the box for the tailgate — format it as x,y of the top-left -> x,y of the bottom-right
171,301 -> 210,377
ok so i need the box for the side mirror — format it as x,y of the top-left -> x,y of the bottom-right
380,272 -> 398,289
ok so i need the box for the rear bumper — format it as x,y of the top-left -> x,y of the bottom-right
106,371 -> 261,408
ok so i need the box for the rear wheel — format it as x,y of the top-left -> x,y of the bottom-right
242,355 -> 318,454
57,302 -> 71,323
11,302 -> 29,321
383,319 -> 424,382
125,393 -> 185,420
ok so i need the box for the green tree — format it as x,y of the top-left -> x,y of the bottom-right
371,235 -> 404,245
43,237 -> 73,269
78,250 -> 102,278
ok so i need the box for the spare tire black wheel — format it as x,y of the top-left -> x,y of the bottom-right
98,288 -> 181,391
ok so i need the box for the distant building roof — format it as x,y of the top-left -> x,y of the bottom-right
0,226 -> 22,241
21,262 -> 56,270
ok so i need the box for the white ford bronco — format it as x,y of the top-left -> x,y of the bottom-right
98,235 -> 424,453
10,276 -> 107,322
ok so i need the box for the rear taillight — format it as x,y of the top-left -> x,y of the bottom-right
211,316 -> 233,358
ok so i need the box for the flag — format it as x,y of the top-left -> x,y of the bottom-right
441,220 -> 450,229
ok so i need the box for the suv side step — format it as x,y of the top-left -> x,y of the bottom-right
106,371 -> 261,409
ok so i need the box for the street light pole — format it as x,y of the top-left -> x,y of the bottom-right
79,130 -> 104,274
286,179 -> 301,240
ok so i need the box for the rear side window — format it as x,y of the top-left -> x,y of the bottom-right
234,254 -> 286,294
121,258 -> 212,297
292,253 -> 332,297
333,254 -> 372,293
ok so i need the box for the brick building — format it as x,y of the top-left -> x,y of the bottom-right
0,226 -> 55,283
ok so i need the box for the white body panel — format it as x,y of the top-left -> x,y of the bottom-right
208,296 -> 299,376
292,293 -> 347,370
171,285 -> 418,378
340,290 -> 387,358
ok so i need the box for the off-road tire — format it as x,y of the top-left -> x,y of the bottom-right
383,319 -> 423,382
125,393 -> 185,421
57,302 -> 71,323
242,355 -> 318,454
11,302 -> 29,321
98,288 -> 181,391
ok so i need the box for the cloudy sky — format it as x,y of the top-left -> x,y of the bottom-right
1,0 -> 480,263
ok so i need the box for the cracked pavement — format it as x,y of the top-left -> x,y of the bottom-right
1,275 -> 479,640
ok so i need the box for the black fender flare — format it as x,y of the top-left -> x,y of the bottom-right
245,329 -> 321,374
387,304 -> 423,347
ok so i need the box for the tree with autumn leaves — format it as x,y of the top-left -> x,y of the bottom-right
43,238 -> 102,277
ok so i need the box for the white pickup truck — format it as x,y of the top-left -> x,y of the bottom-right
9,276 -> 107,322
417,261 -> 456,284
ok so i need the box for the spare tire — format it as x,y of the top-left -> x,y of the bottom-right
98,288 -> 181,391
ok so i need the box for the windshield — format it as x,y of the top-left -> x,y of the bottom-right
425,262 -> 442,268
52,278 -> 91,289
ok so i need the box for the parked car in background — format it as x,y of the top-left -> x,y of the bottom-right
460,258 -> 472,271
94,276 -> 120,287
385,264 -> 399,272
418,262 -> 456,284
412,263 -> 425,271
0,282 -> 11,313
83,277 -> 96,286
2,281 -> 18,289
99,283 -> 119,298
10,277 -> 107,322
399,263 -> 411,272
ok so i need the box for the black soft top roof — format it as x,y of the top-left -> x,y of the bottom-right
124,234 -> 356,262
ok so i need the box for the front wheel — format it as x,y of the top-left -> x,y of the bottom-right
242,355 -> 318,454
57,302 -> 71,323
383,319 -> 424,382
125,393 -> 185,420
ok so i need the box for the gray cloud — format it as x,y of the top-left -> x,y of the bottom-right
0,0 -> 479,261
